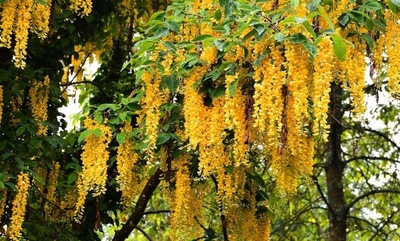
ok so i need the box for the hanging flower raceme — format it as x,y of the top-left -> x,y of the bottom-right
7,172 -> 30,241
31,0 -> 52,39
116,122 -> 140,207
0,0 -> 18,48
170,154 -> 203,240
312,36 -> 335,141
0,189 -> 6,220
74,118 -> 112,220
70,0 -> 92,16
29,76 -> 50,136
13,0 -> 33,69
45,162 -> 60,220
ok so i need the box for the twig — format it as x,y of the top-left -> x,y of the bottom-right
143,209 -> 170,215
135,225 -> 153,241
346,189 -> 400,212
312,176 -> 335,218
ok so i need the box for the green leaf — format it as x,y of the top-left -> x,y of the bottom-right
165,21 -> 180,32
317,5 -> 335,30
291,0 -> 299,8
254,24 -> 266,36
149,11 -> 165,22
78,129 -> 102,143
67,172 -> 77,184
289,33 -> 307,44
163,41 -> 176,51
274,32 -> 286,42
228,78 -> 239,97
156,133 -> 170,145
225,165 -> 234,174
363,0 -> 382,11
192,34 -> 214,42
116,133 -> 127,145
303,41 -> 317,59
219,0 -> 235,17
303,21 -> 317,39
98,103 -> 118,111
154,27 -> 170,38
0,141 -> 6,151
213,39 -> 225,51
16,126 -> 25,136
361,33 -> 374,49
331,35 -> 346,61
209,86 -> 225,99
388,0 -> 399,12
243,29 -> 256,41
338,13 -> 350,28
163,74 -> 179,93
214,9 -> 222,21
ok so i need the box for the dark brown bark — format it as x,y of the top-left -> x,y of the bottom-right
112,168 -> 164,241
325,83 -> 347,241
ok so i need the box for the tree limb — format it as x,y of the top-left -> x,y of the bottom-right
312,176 -> 335,217
344,155 -> 400,164
135,225 -> 153,241
143,209 -> 170,215
346,189 -> 400,212
357,127 -> 400,151
368,211 -> 396,241
112,168 -> 164,241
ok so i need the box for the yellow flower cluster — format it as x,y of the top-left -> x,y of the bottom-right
170,155 -> 203,240
384,11 -> 400,94
339,36 -> 366,116
139,70 -> 167,153
225,185 -> 269,241
70,0 -> 93,16
312,36 -> 335,141
45,162 -> 60,220
285,43 -> 310,137
74,118 -> 112,220
116,122 -> 140,206
198,98 -> 226,176
13,0 -> 33,69
11,94 -> 23,125
224,75 -> 249,166
0,190 -> 6,220
0,85 -> 3,124
183,66 -> 209,148
31,0 -> 52,39
7,172 -> 30,241
253,44 -> 285,161
29,76 -> 50,136
0,0 -> 53,68
0,0 -> 18,48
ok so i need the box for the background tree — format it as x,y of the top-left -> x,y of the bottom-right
0,0 -> 399,240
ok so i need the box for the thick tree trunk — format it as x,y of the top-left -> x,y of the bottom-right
325,83 -> 347,241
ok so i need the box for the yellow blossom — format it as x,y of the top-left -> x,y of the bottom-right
7,172 -> 30,241
29,76 -> 50,136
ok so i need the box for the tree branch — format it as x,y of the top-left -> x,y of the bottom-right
143,209 -> 170,215
312,176 -> 335,217
368,211 -> 396,241
135,225 -> 153,241
112,168 -> 164,241
344,155 -> 400,164
357,127 -> 400,151
346,189 -> 400,212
